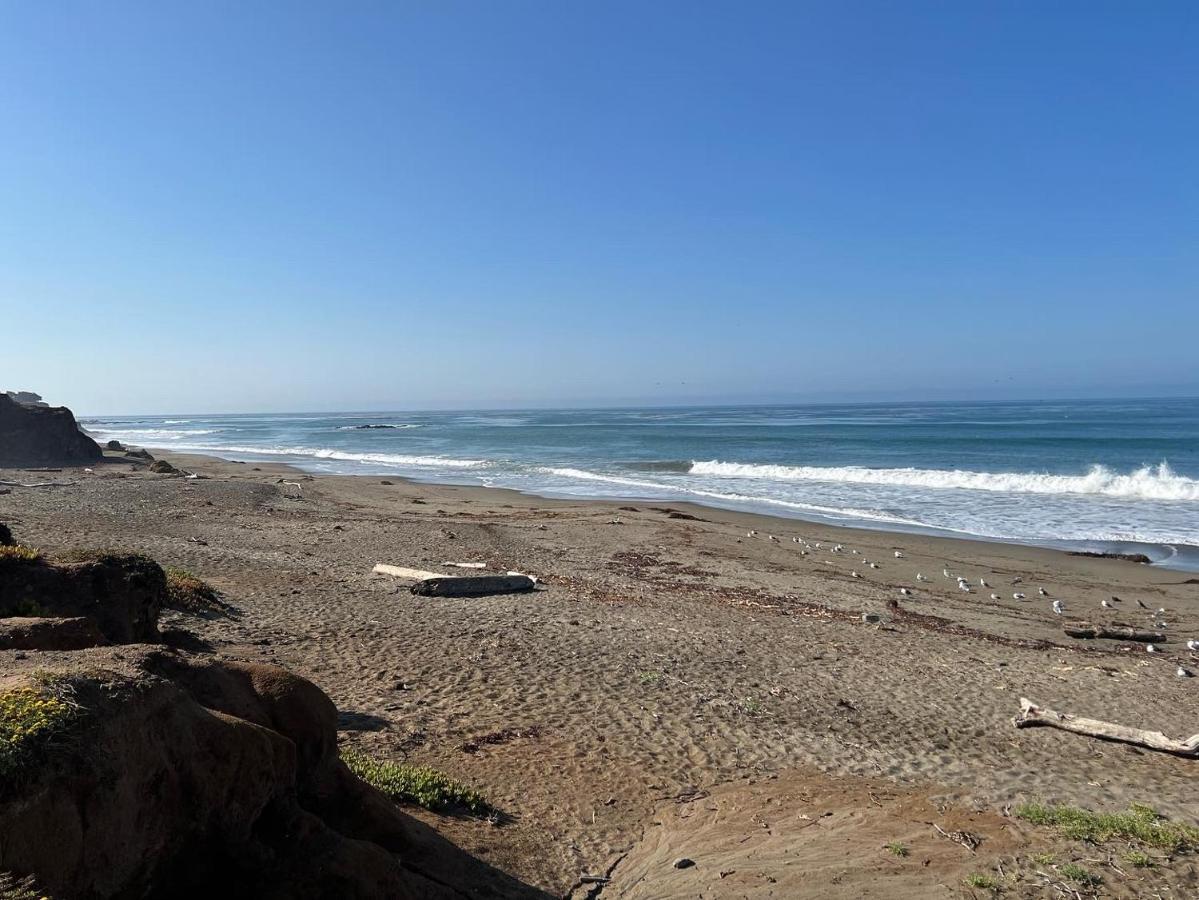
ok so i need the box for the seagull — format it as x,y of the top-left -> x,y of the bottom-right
1178,667 -> 1193,678
1146,644 -> 1157,653
899,587 -> 912,596
894,550 -> 904,559
990,593 -> 1001,601
769,535 -> 779,542
851,570 -> 861,579
979,578 -> 990,588
1014,592 -> 1027,600
1187,640 -> 1199,652
869,562 -> 879,569
851,549 -> 860,555
916,573 -> 929,582
1101,600 -> 1113,609
748,530 -> 757,537
1157,607 -> 1166,615
958,582 -> 971,593
943,568 -> 952,578
1135,598 -> 1149,610
1011,577 -> 1023,585
1038,588 -> 1049,597
1052,599 -> 1064,614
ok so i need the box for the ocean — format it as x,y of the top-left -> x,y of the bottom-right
81,398 -> 1199,570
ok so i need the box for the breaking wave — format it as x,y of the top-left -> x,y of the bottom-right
202,445 -> 486,469
688,461 -> 1199,502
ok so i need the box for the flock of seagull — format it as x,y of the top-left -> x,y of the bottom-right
743,529 -> 1196,678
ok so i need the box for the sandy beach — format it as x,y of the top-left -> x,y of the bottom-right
3,449 -> 1197,897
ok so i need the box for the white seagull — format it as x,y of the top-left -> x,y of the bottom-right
899,587 -> 912,596
1179,667 -> 1193,678
894,551 -> 904,559
990,593 -> 1001,601
958,582 -> 971,593
979,578 -> 990,588
1146,644 -> 1157,653
916,573 -> 929,582
1187,639 -> 1199,652
851,570 -> 861,579
1038,588 -> 1049,597
1101,600 -> 1113,609
1014,592 -> 1027,600
1052,599 -> 1064,615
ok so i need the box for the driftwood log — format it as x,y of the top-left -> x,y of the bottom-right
1013,698 -> 1199,758
411,574 -> 535,597
1062,621 -> 1164,642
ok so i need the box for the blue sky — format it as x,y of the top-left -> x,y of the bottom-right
1,1 -> 1196,414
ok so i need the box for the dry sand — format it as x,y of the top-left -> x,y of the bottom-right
2,450 -> 1198,897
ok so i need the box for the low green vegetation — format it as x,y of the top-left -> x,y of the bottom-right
0,545 -> 42,565
1058,863 -> 1101,887
739,696 -> 763,715
1015,801 -> 1199,852
0,871 -> 50,900
884,841 -> 909,857
164,567 -> 224,614
1031,852 -> 1056,866
637,671 -> 662,685
1124,849 -> 1154,868
0,682 -> 78,781
341,750 -> 492,816
963,872 -> 999,890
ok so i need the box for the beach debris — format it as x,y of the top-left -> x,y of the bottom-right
373,564 -> 443,580
1062,622 -> 1163,642
442,562 -> 488,569
1013,592 -> 1027,600
188,536 -> 209,546
411,574 -> 536,597
861,613 -> 882,624
1051,600 -> 1064,615
1135,598 -> 1149,609
931,823 -> 981,853
0,479 -> 77,488
1013,697 -> 1199,758
1011,577 -> 1023,585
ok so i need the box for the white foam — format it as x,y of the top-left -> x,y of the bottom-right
689,461 -> 1199,502
89,428 -> 218,440
196,444 -> 486,469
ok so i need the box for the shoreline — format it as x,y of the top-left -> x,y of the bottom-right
159,448 -> 1199,572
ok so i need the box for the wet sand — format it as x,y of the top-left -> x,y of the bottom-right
2,450 -> 1197,897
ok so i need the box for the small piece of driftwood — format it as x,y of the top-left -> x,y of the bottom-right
1062,621 -> 1164,642
0,479 -> 76,488
411,574 -> 536,597
1013,698 -> 1199,758
372,564 -> 442,580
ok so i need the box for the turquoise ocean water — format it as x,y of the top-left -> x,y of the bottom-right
82,398 -> 1199,569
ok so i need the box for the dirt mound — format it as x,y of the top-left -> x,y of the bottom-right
0,616 -> 107,650
0,393 -> 101,466
0,551 -> 162,644
0,648 -> 487,899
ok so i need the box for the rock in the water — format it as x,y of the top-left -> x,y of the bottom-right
0,616 -> 107,650
0,393 -> 101,466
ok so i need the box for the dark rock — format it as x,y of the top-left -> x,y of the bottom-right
3,390 -> 48,407
0,616 -> 107,650
673,857 -> 695,869
106,439 -> 126,451
0,551 -> 163,643
1068,551 -> 1152,564
149,459 -> 180,475
125,448 -> 155,461
0,522 -> 12,546
0,393 -> 101,466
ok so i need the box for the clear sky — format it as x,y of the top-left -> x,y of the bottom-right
1,1 -> 1196,414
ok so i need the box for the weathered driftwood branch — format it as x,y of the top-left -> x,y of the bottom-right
411,574 -> 535,597
1013,698 -> 1199,758
1062,621 -> 1164,642
0,479 -> 76,488
372,563 -> 443,580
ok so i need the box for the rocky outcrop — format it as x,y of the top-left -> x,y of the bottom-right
0,393 -> 101,466
0,651 -> 469,899
0,616 -> 107,650
0,551 -> 163,643
3,390 -> 48,407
